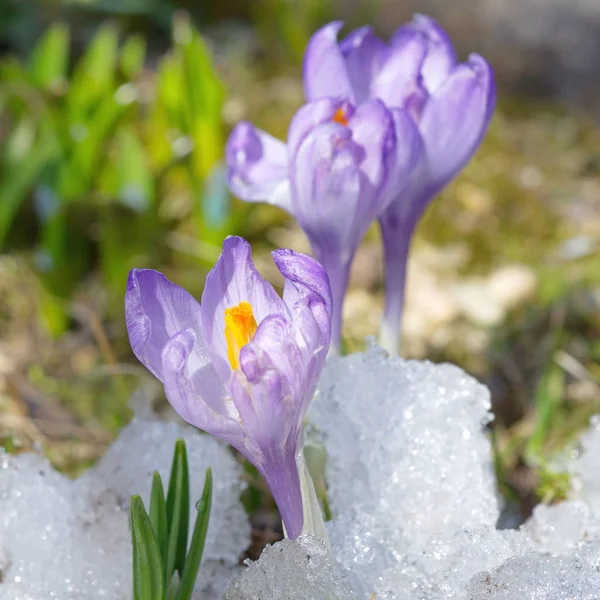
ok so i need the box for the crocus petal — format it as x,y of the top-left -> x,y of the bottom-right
291,122 -> 365,258
287,97 -> 351,161
420,54 -> 495,190
371,29 -> 428,115
201,236 -> 286,380
226,121 -> 291,211
230,364 -> 304,539
245,314 -> 305,410
161,328 -> 244,442
394,14 -> 457,93
348,99 -> 397,197
260,448 -> 304,540
272,248 -> 333,339
303,21 -> 355,103
231,348 -> 291,449
125,268 -> 207,381
388,107 -> 427,206
339,26 -> 386,104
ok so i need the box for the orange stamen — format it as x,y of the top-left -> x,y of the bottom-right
332,107 -> 349,127
224,301 -> 258,370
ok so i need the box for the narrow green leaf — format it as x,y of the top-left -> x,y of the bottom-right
130,495 -> 165,600
156,53 -> 185,129
29,22 -> 70,90
166,572 -> 180,600
166,439 -> 190,580
175,468 -> 212,600
115,127 -> 153,212
67,23 -> 119,118
149,471 -> 168,567
526,354 -> 566,464
0,125 -> 55,247
120,34 -> 146,79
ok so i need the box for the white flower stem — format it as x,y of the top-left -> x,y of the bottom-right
283,449 -> 329,545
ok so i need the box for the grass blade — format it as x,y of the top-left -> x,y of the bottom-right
120,34 -> 146,79
115,127 -> 153,212
0,127 -> 55,248
130,495 -> 165,600
166,572 -> 180,600
67,23 -> 118,119
149,471 -> 168,567
29,22 -> 70,90
175,468 -> 212,600
166,439 -> 190,580
526,356 -> 566,464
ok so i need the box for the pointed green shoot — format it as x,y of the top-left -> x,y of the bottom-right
526,356 -> 566,465
130,495 -> 165,600
29,22 -> 70,90
175,468 -> 213,600
120,34 -> 146,79
166,439 -> 190,579
149,471 -> 168,568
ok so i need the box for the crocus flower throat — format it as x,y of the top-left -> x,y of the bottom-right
332,106 -> 349,127
224,301 -> 257,370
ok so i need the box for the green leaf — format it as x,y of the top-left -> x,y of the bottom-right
149,471 -> 168,568
165,572 -> 180,600
115,127 -> 153,212
130,495 -> 165,600
67,22 -> 119,119
29,23 -> 70,90
156,53 -> 185,129
526,354 -> 566,464
120,34 -> 146,79
59,94 -> 124,201
0,125 -> 56,247
166,439 -> 190,580
176,468 -> 212,600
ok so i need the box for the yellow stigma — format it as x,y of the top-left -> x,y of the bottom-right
332,107 -> 349,127
224,301 -> 257,370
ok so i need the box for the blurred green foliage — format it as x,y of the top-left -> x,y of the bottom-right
0,14 -> 234,335
250,0 -> 335,62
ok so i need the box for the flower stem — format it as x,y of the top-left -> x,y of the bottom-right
379,227 -> 412,356
313,249 -> 352,355
290,450 -> 329,544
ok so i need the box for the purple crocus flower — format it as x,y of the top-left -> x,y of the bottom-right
227,97 -> 422,352
303,15 -> 496,353
125,236 -> 332,539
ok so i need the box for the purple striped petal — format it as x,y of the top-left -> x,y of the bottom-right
272,249 -> 332,386
290,122 -> 364,256
339,26 -> 386,104
201,236 -> 286,380
287,97 -> 352,161
243,314 -> 305,407
371,29 -> 428,116
388,107 -> 427,203
226,121 -> 291,211
303,21 -> 355,103
272,248 -> 332,338
125,268 -> 206,381
392,14 -> 457,94
161,328 -> 244,441
231,363 -> 303,539
420,54 -> 495,190
347,99 -> 397,196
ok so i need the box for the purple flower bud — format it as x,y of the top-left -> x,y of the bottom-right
125,236 -> 332,539
303,15 -> 496,353
226,98 -> 421,352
